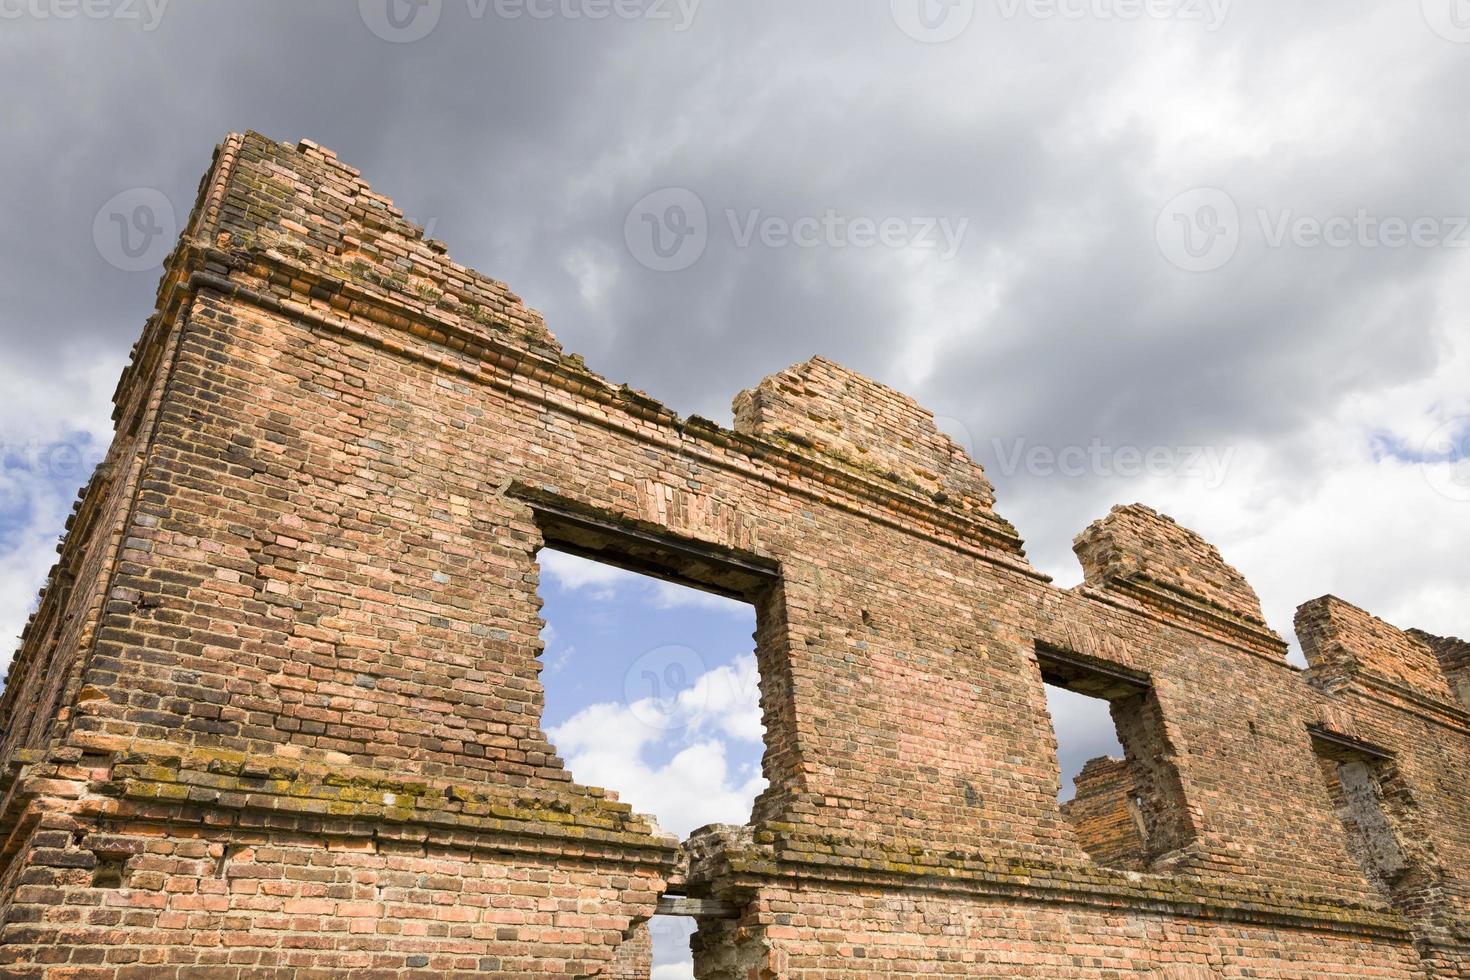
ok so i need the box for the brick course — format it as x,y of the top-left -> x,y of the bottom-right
0,132 -> 1466,976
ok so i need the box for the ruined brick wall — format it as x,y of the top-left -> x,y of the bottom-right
608,922 -> 652,979
0,132 -> 1466,977
1412,630 -> 1470,709
1059,756 -> 1149,872
1298,597 -> 1457,703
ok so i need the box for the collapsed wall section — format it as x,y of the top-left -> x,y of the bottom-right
1059,756 -> 1149,871
1410,629 -> 1470,709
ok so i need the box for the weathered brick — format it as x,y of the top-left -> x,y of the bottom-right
0,132 -> 1464,977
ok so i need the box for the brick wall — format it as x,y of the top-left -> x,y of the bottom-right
0,132 -> 1466,977
1411,629 -> 1470,709
1299,596 -> 1457,703
607,921 -> 652,978
1060,756 -> 1149,872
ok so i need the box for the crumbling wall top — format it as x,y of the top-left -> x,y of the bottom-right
1298,596 -> 1456,704
1409,629 -> 1470,679
192,132 -> 554,351
1073,503 -> 1274,642
733,355 -> 998,518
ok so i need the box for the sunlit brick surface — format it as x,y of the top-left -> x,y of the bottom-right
0,133 -> 1466,977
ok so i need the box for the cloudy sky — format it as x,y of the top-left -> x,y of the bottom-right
2,1 -> 1468,974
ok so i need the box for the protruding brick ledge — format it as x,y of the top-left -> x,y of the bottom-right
683,824 -> 1413,941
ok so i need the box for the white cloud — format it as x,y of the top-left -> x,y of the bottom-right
1017,327 -> 1470,664
540,548 -> 752,616
543,642 -> 574,677
652,964 -> 695,980
0,486 -> 72,678
0,351 -> 118,678
651,580 -> 750,616
538,548 -> 631,597
549,654 -> 766,839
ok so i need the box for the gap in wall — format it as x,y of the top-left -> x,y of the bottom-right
536,547 -> 765,979
1043,682 -> 1125,802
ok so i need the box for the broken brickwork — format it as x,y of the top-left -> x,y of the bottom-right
1411,630 -> 1470,710
608,923 -> 652,979
1059,757 -> 1149,872
0,132 -> 1466,977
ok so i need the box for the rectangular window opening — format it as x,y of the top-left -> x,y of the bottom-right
648,915 -> 696,980
1310,730 -> 1426,909
519,497 -> 788,978
1038,645 -> 1192,873
534,542 -> 767,834
534,524 -> 773,980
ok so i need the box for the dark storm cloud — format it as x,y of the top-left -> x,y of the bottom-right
1,0 -> 1467,642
